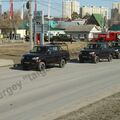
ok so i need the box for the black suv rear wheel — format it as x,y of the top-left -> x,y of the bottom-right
108,55 -> 112,62
38,62 -> 46,71
59,59 -> 66,68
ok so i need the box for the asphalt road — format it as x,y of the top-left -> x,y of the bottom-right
0,60 -> 120,120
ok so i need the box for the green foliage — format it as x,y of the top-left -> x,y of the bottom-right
71,12 -> 80,20
50,35 -> 72,42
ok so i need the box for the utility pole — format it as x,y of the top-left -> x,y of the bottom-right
62,0 -> 64,18
48,0 -> 51,19
34,0 -> 37,16
48,0 -> 51,43
41,11 -> 45,45
29,0 -> 34,49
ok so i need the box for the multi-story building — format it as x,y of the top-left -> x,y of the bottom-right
80,6 -> 108,19
111,2 -> 120,24
62,0 -> 80,19
112,2 -> 120,14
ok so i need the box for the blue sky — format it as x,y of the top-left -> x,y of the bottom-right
1,0 -> 119,17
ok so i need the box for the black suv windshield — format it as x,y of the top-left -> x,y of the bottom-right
112,42 -> 120,47
30,46 -> 47,53
87,44 -> 101,49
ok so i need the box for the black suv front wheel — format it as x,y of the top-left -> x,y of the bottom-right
93,56 -> 99,63
38,62 -> 46,71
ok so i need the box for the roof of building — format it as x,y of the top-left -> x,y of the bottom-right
65,25 -> 98,32
109,24 -> 120,31
57,20 -> 85,29
92,14 -> 105,27
50,27 -> 65,31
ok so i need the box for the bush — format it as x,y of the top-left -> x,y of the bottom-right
50,35 -> 71,42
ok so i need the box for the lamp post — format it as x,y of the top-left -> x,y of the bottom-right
29,0 -> 34,49
48,0 -> 51,43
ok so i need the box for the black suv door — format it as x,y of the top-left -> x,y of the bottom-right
99,44 -> 109,58
46,46 -> 60,63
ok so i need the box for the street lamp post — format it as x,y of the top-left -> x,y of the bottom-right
48,0 -> 51,43
29,0 -> 34,49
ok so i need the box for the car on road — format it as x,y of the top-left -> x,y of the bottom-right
21,43 -> 70,71
79,42 -> 113,63
110,42 -> 120,59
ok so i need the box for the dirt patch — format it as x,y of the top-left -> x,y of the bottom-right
55,92 -> 120,120
0,42 -> 87,64
0,43 -> 30,64
67,42 -> 87,59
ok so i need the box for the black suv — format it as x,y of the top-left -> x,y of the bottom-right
110,42 -> 120,59
79,42 -> 113,63
21,43 -> 70,71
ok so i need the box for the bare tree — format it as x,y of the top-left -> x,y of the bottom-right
0,10 -> 22,38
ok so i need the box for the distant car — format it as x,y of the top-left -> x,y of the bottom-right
50,34 -> 72,42
21,43 -> 70,71
79,42 -> 113,63
110,42 -> 120,59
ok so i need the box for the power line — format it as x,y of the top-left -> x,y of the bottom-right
37,1 -> 62,13
2,0 -> 26,1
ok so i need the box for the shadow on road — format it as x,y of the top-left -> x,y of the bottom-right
10,64 -> 24,71
69,58 -> 104,64
9,64 -> 58,71
69,59 -> 79,64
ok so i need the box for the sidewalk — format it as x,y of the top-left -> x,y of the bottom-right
0,59 -> 14,67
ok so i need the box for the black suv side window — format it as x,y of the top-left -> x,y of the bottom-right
53,46 -> 59,52
48,46 -> 59,53
99,44 -> 106,49
102,44 -> 107,49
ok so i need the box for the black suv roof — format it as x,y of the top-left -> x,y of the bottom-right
34,42 -> 68,47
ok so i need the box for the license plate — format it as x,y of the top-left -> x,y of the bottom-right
24,62 -> 30,64
82,56 -> 87,58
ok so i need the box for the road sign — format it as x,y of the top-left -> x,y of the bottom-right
33,11 -> 44,45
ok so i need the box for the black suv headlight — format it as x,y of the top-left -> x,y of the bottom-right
115,49 -> 119,52
89,52 -> 95,55
32,57 -> 39,60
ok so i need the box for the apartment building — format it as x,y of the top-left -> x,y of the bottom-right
111,2 -> 120,24
80,6 -> 108,19
62,0 -> 80,19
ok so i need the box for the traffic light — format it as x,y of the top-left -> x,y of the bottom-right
26,1 -> 29,9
